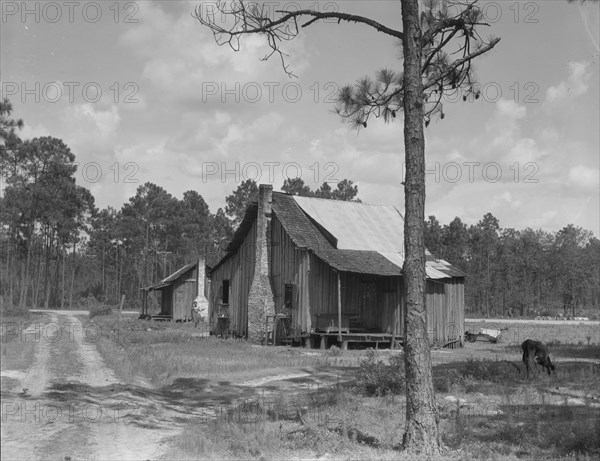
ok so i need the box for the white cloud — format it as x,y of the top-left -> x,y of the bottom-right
59,104 -> 120,156
485,99 -> 527,151
20,122 -> 50,140
567,165 -> 600,192
546,61 -> 591,103
119,2 -> 309,107
506,138 -> 548,165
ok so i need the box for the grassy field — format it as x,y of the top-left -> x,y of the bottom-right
87,315 -> 359,386
161,355 -> 600,461
465,320 -> 600,346
0,307 -> 45,391
83,313 -> 600,460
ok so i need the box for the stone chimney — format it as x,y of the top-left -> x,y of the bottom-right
247,184 -> 276,342
195,258 -> 209,317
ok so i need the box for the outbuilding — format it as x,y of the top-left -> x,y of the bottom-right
142,259 -> 209,321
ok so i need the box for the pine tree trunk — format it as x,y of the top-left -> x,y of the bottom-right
44,231 -> 52,309
69,242 -> 76,309
33,244 -> 42,308
400,0 -> 442,455
61,244 -> 66,309
102,247 -> 106,302
51,237 -> 60,307
7,246 -> 13,305
19,227 -> 33,309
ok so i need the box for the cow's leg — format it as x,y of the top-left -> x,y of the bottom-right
523,352 -> 530,378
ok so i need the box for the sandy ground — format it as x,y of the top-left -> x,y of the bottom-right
2,313 -> 598,460
1,312 -> 169,461
1,311 -> 355,461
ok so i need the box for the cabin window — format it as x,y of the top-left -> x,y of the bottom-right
222,280 -> 230,304
284,284 -> 294,309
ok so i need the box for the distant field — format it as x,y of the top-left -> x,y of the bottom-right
465,318 -> 600,346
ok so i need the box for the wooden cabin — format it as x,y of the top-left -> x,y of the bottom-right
207,185 -> 465,347
142,260 -> 205,321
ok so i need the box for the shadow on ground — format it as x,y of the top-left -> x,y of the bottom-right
2,366 -> 357,431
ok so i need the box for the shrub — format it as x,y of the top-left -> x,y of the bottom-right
0,296 -> 29,318
80,293 -> 101,310
328,345 -> 342,357
433,367 -> 463,393
89,304 -> 113,319
356,350 -> 405,396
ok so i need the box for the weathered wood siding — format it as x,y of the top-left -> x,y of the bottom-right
209,210 -> 463,344
157,267 -> 198,320
426,278 -> 464,344
271,215 -> 405,336
172,267 -> 198,321
338,274 -> 403,335
307,255 -> 337,324
378,276 -> 404,335
208,220 -> 257,336
270,217 -> 312,334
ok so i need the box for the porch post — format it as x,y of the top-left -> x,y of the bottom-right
337,271 -> 342,342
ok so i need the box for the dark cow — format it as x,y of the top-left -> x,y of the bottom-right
522,339 -> 555,377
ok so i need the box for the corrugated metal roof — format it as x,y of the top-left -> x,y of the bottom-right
208,191 -> 464,279
145,261 -> 198,290
425,249 -> 466,278
319,249 -> 402,276
292,196 -> 404,253
376,251 -> 464,279
162,261 -> 197,283
273,194 -> 400,275
141,282 -> 170,291
292,195 -> 464,279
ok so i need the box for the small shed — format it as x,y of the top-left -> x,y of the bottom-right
142,260 -> 201,321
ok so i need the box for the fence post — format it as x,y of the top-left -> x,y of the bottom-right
118,294 -> 125,328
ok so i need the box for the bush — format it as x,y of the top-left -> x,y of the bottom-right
0,296 -> 29,318
89,304 -> 113,319
433,367 -> 464,393
80,293 -> 101,310
356,350 -> 405,396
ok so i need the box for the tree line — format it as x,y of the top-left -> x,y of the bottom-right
0,99 -> 363,310
425,213 -> 600,317
2,98 -> 598,316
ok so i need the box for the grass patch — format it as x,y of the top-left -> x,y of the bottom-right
88,304 -> 113,319
545,344 -> 600,360
433,358 -> 524,394
90,314 -> 340,386
434,356 -> 600,397
0,302 -> 30,320
87,313 -> 600,459
444,405 -> 600,460
161,388 -> 445,461
0,312 -> 51,389
465,321 -> 600,346
356,350 -> 405,396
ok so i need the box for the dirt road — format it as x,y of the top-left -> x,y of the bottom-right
1,311 -> 170,461
1,311 -> 353,460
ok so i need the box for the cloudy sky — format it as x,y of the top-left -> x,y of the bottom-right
2,1 -> 599,235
